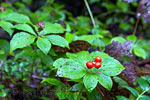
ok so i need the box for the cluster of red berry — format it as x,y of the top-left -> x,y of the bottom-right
86,56 -> 102,69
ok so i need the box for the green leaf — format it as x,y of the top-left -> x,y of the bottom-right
127,35 -> 137,43
74,35 -> 103,44
56,88 -> 67,99
122,86 -> 139,97
53,58 -> 72,69
66,23 -> 71,32
10,32 -> 36,52
40,22 -> 65,35
139,95 -> 150,100
87,89 -> 102,100
111,37 -> 126,43
97,73 -> 112,91
117,1 -> 129,12
120,23 -> 132,31
36,37 -> 51,55
141,76 -> 150,84
49,48 -> 57,56
0,40 -> 10,53
41,78 -> 65,87
4,13 -> 31,23
46,35 -> 69,48
72,83 -> 83,91
90,51 -> 110,61
0,91 -> 7,97
133,47 -> 146,59
37,50 -> 53,66
15,46 -> 35,62
136,77 -> 149,91
91,39 -> 106,47
113,76 -> 128,86
0,85 -> 4,90
13,24 -> 36,36
65,32 -> 75,43
56,60 -> 86,79
99,58 -> 125,76
40,97 -> 51,100
0,10 -> 13,19
0,50 -> 5,54
116,96 -> 129,100
66,51 -> 90,67
0,21 -> 14,36
83,73 -> 98,92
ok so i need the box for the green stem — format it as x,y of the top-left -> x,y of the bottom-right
133,18 -> 140,35
84,0 -> 96,28
136,87 -> 150,100
77,84 -> 84,100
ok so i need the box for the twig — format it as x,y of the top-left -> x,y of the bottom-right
133,18 -> 140,35
84,0 -> 96,27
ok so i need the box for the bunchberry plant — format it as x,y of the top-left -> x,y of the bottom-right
1,0 -> 149,100
53,51 -> 125,99
0,12 -> 69,55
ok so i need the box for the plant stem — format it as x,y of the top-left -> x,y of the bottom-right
84,0 -> 96,28
136,87 -> 150,100
133,18 -> 140,35
77,84 -> 84,100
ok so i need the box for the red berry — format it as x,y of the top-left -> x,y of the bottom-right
94,62 -> 101,69
86,61 -> 94,69
95,56 -> 102,62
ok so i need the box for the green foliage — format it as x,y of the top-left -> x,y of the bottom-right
0,0 -> 150,99
13,24 -> 37,36
56,60 -> 86,79
42,78 -> 65,87
0,40 -> 10,60
133,39 -> 149,59
111,37 -> 126,43
133,47 -> 146,59
0,85 -> 4,90
97,73 -> 112,91
40,22 -> 65,35
114,76 -> 150,100
0,91 -> 7,97
46,35 -> 69,48
54,51 -> 124,92
0,85 -> 7,97
83,73 -> 98,92
87,89 -> 102,100
74,35 -> 103,44
0,21 -> 14,36
116,96 -> 129,100
0,12 -> 69,55
36,37 -> 51,55
3,13 -> 31,24
127,35 -> 137,43
110,35 -> 149,59
10,32 -> 36,52
100,57 -> 125,76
